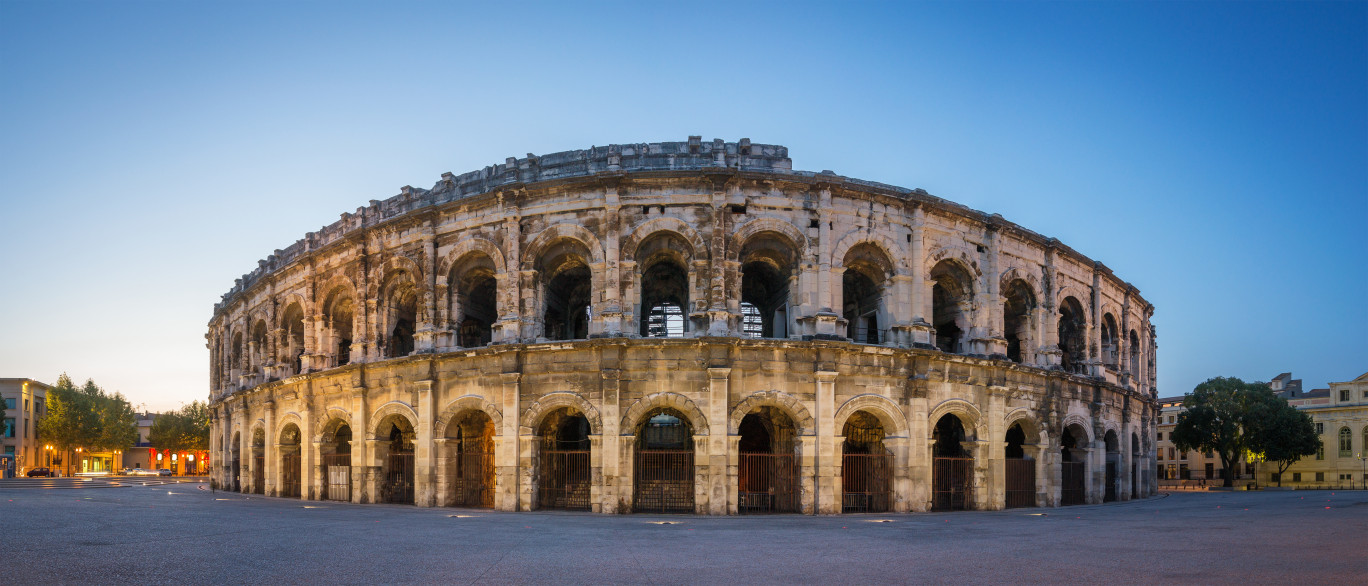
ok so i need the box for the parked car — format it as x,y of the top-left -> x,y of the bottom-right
157,468 -> 173,476
26,467 -> 52,477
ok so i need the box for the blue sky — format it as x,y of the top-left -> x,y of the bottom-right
2,1 -> 1364,410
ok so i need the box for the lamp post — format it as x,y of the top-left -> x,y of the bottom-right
1357,453 -> 1366,491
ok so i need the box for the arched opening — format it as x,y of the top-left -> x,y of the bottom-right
739,233 -> 795,339
536,407 -> 591,510
230,431 -> 241,492
841,411 -> 891,513
323,289 -> 355,367
1130,432 -> 1141,499
375,416 -> 415,504
451,253 -> 498,348
640,260 -> 688,338
738,407 -> 799,513
1004,422 -> 1036,508
280,303 -> 306,376
1128,330 -> 1141,379
320,420 -> 352,501
444,411 -> 495,508
1339,427 -> 1353,458
250,320 -> 268,376
843,270 -> 882,344
931,414 -> 974,511
1057,297 -> 1087,374
1060,424 -> 1088,506
1104,430 -> 1120,502
250,427 -> 265,495
930,260 -> 973,354
1100,313 -> 1119,369
633,408 -> 695,513
382,274 -> 418,359
230,332 -> 243,378
1002,280 -> 1036,363
539,240 -> 592,341
279,423 -> 302,498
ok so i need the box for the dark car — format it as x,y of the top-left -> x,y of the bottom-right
26,467 -> 52,477
157,469 -> 173,476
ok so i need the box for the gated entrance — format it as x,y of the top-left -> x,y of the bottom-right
537,408 -> 591,511
251,427 -> 265,495
841,411 -> 891,513
1004,423 -> 1035,508
1104,430 -> 1119,502
931,414 -> 973,511
738,407 -> 799,513
230,431 -> 241,493
633,409 -> 694,514
1060,425 -> 1087,506
322,422 -> 352,502
279,423 -> 302,498
379,419 -> 415,505
445,411 -> 495,508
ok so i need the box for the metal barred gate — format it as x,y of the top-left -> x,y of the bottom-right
538,449 -> 591,510
252,453 -> 265,494
280,452 -> 301,498
932,457 -> 973,511
1105,461 -> 1118,502
384,452 -> 415,504
232,454 -> 241,492
448,447 -> 494,508
633,449 -> 694,514
841,453 -> 892,513
1005,458 -> 1036,508
322,453 -> 351,501
739,453 -> 798,513
1061,461 -> 1086,505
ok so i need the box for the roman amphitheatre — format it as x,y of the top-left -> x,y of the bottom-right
207,137 -> 1157,514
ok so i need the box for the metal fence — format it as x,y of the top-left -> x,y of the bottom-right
1005,458 -> 1036,508
1061,462 -> 1086,505
252,453 -> 265,495
322,453 -> 351,501
280,452 -> 301,498
932,457 -> 973,511
447,449 -> 494,508
739,453 -> 798,513
633,449 -> 695,514
383,452 -> 414,504
841,453 -> 892,513
1105,461 -> 1118,502
538,449 -> 591,510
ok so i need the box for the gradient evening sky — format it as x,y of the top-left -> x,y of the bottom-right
1,1 -> 1364,412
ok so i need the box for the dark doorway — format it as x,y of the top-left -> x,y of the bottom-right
738,407 -> 799,513
932,414 -> 973,511
537,408 -> 591,511
1004,423 -> 1036,508
279,424 -> 301,498
322,423 -> 352,502
1060,426 -> 1086,506
380,419 -> 415,505
841,411 -> 891,513
633,409 -> 695,513
251,428 -> 265,495
446,411 -> 495,508
231,432 -> 241,493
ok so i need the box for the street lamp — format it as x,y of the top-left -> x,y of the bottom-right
1357,452 -> 1367,491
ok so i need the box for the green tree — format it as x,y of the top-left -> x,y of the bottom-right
38,374 -> 138,475
1247,397 -> 1320,486
1171,376 -> 1273,488
148,401 -> 211,470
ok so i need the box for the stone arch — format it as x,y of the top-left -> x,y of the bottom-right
274,412 -> 304,441
998,267 -> 1041,301
520,392 -> 603,435
316,273 -> 359,306
833,394 -> 908,437
1003,409 -> 1047,445
434,394 -> 504,436
728,218 -> 809,263
275,292 -> 311,326
437,237 -> 508,278
926,246 -> 983,278
521,223 -> 606,270
728,390 -> 815,436
621,217 -> 709,263
927,398 -> 982,438
1061,414 -> 1094,444
1055,287 -> 1090,323
370,254 -> 427,300
620,392 -> 709,436
314,407 -> 352,443
367,401 -> 420,439
832,232 -> 907,274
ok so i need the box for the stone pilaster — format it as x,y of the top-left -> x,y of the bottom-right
814,370 -> 839,514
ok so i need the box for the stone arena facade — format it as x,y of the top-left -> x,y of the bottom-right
207,137 -> 1158,514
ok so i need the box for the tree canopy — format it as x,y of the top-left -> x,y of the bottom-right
148,400 -> 210,454
1246,397 -> 1320,486
1171,376 -> 1315,488
37,374 -> 139,455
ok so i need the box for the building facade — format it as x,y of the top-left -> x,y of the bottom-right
1,378 -> 49,476
1261,372 -> 1368,487
207,138 -> 1159,513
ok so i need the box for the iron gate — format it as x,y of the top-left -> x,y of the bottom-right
1131,462 -> 1137,497
1061,461 -> 1086,505
280,452 -> 301,498
538,449 -> 590,510
232,455 -> 241,492
841,453 -> 892,513
932,457 -> 973,511
384,452 -> 415,504
739,453 -> 798,513
322,453 -> 351,501
448,448 -> 494,508
1105,461 -> 1118,502
634,449 -> 694,514
1005,458 -> 1036,508
252,453 -> 265,494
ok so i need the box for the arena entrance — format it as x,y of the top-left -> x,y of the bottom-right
445,411 -> 495,508
633,409 -> 694,514
279,423 -> 302,498
931,414 -> 973,511
321,422 -> 352,501
1131,432 -> 1140,498
231,432 -> 241,492
1060,425 -> 1087,506
738,407 -> 798,514
1004,422 -> 1036,508
1104,430 -> 1120,502
841,411 -> 892,513
537,408 -> 591,511
251,428 -> 265,495
377,417 -> 415,505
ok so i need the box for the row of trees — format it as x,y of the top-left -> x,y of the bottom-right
1171,376 -> 1320,487
37,374 -> 139,472
148,401 -> 210,459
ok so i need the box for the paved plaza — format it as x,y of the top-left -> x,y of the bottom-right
1,482 -> 1364,584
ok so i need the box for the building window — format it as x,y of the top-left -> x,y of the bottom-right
2,418 -> 13,438
1340,389 -> 1350,402
1316,444 -> 1324,460
1168,447 -> 1175,461
1339,427 -> 1352,457
1292,472 -> 1301,482
3,398 -> 13,410
1316,422 -> 1324,434
1157,432 -> 1163,441
1315,472 -> 1324,482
